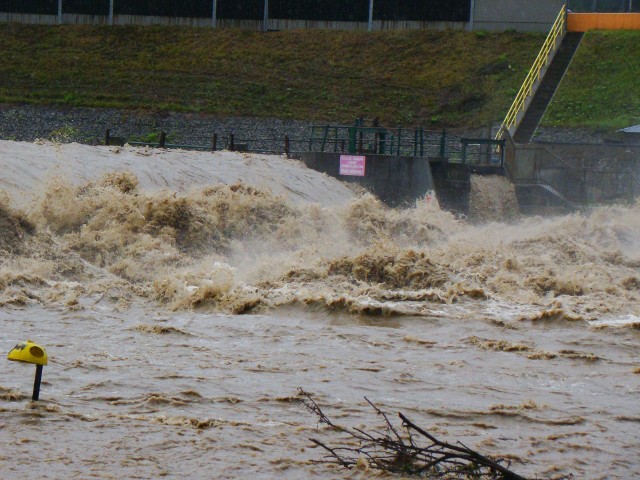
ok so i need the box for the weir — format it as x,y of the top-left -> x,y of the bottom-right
298,119 -> 507,215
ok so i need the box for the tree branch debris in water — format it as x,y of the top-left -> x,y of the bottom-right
298,388 -> 572,479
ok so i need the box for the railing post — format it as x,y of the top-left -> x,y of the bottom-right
159,131 -> 166,148
105,129 -> 110,146
211,0 -> 217,28
284,135 -> 290,158
212,133 -> 217,151
413,128 -> 418,157
58,0 -> 62,24
461,140 -> 468,165
321,125 -> 329,153
229,133 -> 235,151
582,157 -> 587,204
420,127 -> 424,157
109,0 -> 114,25
440,129 -> 446,157
368,0 -> 374,31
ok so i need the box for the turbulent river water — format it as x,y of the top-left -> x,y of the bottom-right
1,142 -> 639,479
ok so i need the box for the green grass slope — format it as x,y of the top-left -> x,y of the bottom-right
544,30 -> 640,130
0,24 -> 543,127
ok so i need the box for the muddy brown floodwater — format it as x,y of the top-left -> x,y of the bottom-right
1,142 -> 639,479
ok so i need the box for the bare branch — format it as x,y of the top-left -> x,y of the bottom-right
299,391 -> 573,480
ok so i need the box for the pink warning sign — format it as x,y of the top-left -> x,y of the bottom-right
339,155 -> 366,176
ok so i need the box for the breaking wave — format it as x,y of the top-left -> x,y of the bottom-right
2,170 -> 640,321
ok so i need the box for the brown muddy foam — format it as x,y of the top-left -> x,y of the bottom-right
0,171 -> 639,322
1,152 -> 638,479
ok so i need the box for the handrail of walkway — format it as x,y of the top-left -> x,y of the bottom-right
495,5 -> 567,140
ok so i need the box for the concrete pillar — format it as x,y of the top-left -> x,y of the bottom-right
108,0 -> 113,25
368,0 -> 374,31
212,0 -> 217,28
263,0 -> 268,31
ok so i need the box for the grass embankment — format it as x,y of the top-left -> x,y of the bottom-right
544,30 -> 640,130
0,24 -> 543,127
5,26 -> 634,129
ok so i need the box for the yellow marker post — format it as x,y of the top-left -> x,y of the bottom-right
7,340 -> 48,401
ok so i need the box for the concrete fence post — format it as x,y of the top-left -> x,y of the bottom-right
263,0 -> 269,32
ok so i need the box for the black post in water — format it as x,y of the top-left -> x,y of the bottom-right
32,365 -> 43,401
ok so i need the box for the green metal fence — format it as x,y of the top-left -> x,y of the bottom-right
307,123 -> 462,160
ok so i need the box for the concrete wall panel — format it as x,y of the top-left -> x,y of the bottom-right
473,0 -> 565,31
297,152 -> 434,207
0,1 -> 566,31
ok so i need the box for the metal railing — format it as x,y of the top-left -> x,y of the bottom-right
307,124 -> 462,159
495,5 -> 567,140
460,138 -> 505,167
109,126 -> 466,160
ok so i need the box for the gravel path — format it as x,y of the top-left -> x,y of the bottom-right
0,104 -> 607,151
0,105 -> 315,153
